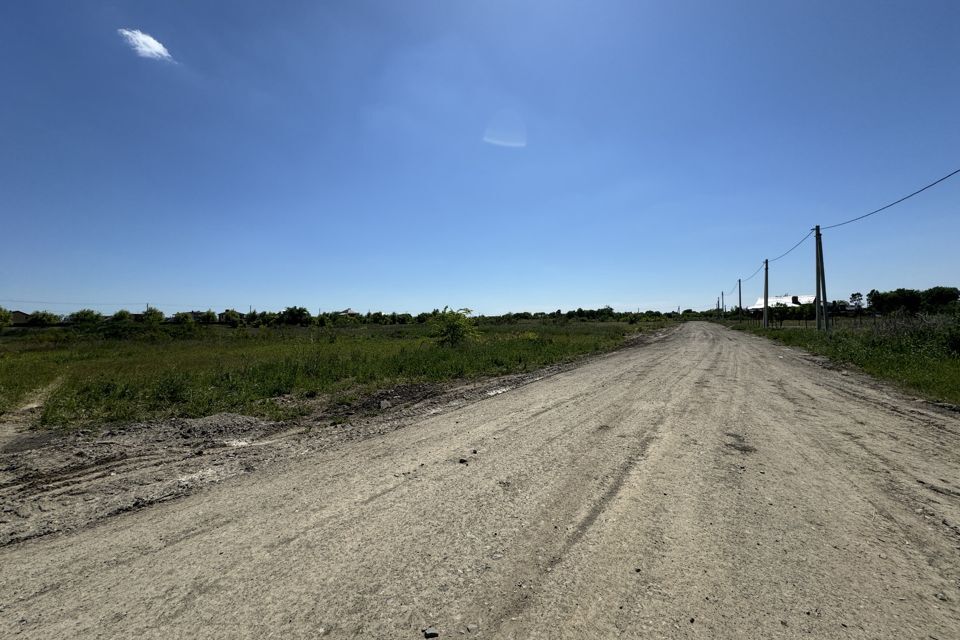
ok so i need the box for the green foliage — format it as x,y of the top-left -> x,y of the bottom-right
922,287 -> 960,313
67,309 -> 104,325
141,306 -> 165,324
198,309 -> 217,325
244,311 -> 278,327
429,307 -> 479,346
172,311 -> 196,325
111,309 -> 132,323
0,307 -> 11,328
220,309 -> 244,328
867,286 -> 958,315
26,311 -> 60,327
278,306 -> 312,326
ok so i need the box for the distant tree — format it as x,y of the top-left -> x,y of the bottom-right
172,311 -> 196,325
921,286 -> 960,313
870,289 -> 921,315
771,302 -> 788,328
111,309 -> 133,323
277,306 -> 312,326
864,287 -> 956,316
27,311 -> 60,327
893,289 -> 922,314
257,311 -> 278,327
430,307 -> 479,346
141,306 -> 165,324
68,309 -> 104,326
848,292 -> 863,324
220,309 -> 243,328
0,307 -> 12,328
198,309 -> 217,325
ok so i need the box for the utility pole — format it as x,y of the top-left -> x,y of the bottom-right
716,296 -> 720,319
738,278 -> 742,323
814,226 -> 822,331
762,259 -> 769,328
817,226 -> 830,331
721,291 -> 725,314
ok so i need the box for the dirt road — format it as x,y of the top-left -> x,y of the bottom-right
3,322 -> 960,639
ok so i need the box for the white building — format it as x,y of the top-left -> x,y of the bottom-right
747,294 -> 815,311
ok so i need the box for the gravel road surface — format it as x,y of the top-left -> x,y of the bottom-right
3,322 -> 960,639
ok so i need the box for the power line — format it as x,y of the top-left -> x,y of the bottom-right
719,166 -> 959,311
822,167 -> 960,230
742,262 -> 765,283
769,229 -> 813,263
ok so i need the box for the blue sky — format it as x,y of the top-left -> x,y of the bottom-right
2,1 -> 958,315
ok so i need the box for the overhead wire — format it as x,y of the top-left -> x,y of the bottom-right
718,165 -> 958,307
822,167 -> 960,230
741,262 -> 765,283
769,229 -> 814,263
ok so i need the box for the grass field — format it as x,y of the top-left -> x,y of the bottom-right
731,316 -> 960,405
0,320 -> 669,428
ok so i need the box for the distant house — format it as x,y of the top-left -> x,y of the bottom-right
747,294 -> 815,311
335,308 -> 360,317
10,310 -> 31,326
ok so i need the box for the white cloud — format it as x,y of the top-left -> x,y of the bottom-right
117,28 -> 174,62
483,109 -> 527,148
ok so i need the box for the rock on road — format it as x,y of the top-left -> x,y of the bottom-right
3,322 -> 960,639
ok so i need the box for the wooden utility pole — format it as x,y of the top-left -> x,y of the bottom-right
814,226 -> 822,331
814,225 -> 830,331
738,278 -> 742,323
721,291 -> 725,314
762,259 -> 769,328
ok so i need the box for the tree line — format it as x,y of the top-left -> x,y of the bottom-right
0,304 -> 669,331
1,286 -> 953,332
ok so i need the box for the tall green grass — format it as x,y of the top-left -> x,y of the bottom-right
0,321 -> 668,427
733,315 -> 960,405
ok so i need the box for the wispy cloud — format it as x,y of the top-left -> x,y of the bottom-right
482,134 -> 527,148
117,28 -> 174,62
483,109 -> 527,148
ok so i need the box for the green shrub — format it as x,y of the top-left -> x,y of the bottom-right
27,311 -> 60,327
429,307 -> 479,347
68,309 -> 104,326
